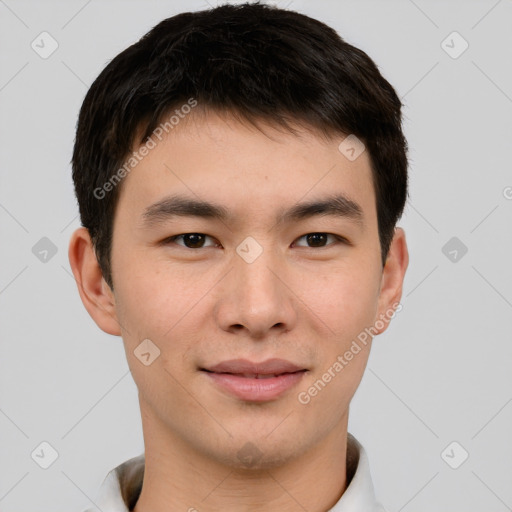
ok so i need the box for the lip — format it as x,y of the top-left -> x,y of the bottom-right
203,358 -> 305,375
201,358 -> 307,402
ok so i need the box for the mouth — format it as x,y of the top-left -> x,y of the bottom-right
200,358 -> 308,402
202,371 -> 305,379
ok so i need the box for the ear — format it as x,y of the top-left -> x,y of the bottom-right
374,227 -> 409,334
68,227 -> 121,336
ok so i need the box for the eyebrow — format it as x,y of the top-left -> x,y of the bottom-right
141,193 -> 364,228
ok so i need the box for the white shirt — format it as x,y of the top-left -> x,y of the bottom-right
82,433 -> 386,512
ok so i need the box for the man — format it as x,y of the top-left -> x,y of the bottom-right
69,2 -> 409,511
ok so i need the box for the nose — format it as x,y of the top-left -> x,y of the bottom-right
213,246 -> 298,339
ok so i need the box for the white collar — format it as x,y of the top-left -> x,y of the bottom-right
83,433 -> 386,512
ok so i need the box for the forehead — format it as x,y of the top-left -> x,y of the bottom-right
115,110 -> 377,226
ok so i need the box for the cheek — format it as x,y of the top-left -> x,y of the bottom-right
298,261 -> 381,341
113,268 -> 197,414
113,255 -> 193,338
112,259 -> 217,394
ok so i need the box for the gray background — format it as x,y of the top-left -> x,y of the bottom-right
1,0 -> 511,511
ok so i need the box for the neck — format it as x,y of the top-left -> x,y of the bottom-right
133,403 -> 349,512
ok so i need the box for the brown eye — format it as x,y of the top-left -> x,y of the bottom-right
182,233 -> 206,248
164,233 -> 217,248
294,233 -> 339,248
307,233 -> 328,247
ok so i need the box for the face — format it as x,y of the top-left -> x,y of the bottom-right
75,110 -> 407,469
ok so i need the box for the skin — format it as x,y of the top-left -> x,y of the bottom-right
69,110 -> 408,512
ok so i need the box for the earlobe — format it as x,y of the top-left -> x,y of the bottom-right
375,227 -> 409,335
68,227 -> 122,336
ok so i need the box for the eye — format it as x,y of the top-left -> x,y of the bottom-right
293,233 -> 344,248
163,233 -> 218,249
162,232 -> 347,250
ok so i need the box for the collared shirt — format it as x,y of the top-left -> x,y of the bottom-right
82,433 -> 386,512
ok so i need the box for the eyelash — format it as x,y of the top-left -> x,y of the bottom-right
162,232 -> 349,249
